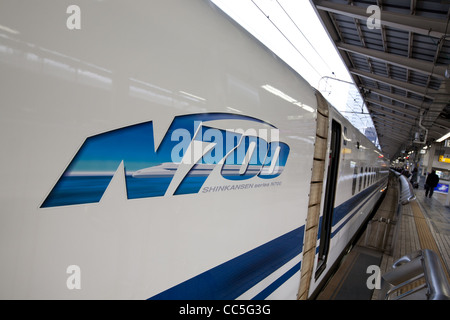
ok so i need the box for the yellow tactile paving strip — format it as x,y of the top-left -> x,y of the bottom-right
410,200 -> 450,283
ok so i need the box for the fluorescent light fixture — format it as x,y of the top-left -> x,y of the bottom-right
436,131 -> 450,142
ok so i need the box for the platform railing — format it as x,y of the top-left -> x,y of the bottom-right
364,171 -> 406,253
397,172 -> 416,204
380,249 -> 450,300
371,170 -> 414,255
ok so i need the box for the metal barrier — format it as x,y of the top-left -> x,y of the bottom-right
364,171 -> 408,253
397,173 -> 416,204
389,172 -> 415,254
380,249 -> 450,300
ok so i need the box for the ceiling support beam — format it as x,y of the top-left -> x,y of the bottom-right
311,0 -> 450,160
374,125 -> 411,137
313,0 -> 449,38
372,117 -> 414,132
422,80 -> 450,127
428,126 -> 450,139
337,42 -> 447,79
378,133 -> 410,144
433,118 -> 450,131
377,134 -> 409,146
374,127 -> 412,142
370,108 -> 418,125
371,114 -> 416,130
379,135 -> 407,144
373,117 -> 410,129
349,68 -> 438,98
366,98 -> 420,118
375,131 -> 411,144
367,88 -> 429,110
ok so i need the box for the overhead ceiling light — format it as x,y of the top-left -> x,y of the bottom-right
436,131 -> 450,142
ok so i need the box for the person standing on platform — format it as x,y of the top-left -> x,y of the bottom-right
425,170 -> 439,198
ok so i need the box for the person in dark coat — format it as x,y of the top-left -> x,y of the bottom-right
425,170 -> 439,198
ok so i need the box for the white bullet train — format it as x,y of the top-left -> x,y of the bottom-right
0,0 -> 389,299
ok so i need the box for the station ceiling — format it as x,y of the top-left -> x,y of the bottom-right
310,0 -> 450,160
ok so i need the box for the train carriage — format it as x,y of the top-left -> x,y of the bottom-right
0,0 -> 388,299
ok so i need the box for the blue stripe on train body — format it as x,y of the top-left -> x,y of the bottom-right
150,177 -> 387,299
149,226 -> 304,300
315,177 -> 387,254
41,113 -> 290,208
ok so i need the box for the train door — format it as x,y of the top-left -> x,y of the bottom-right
315,120 -> 341,278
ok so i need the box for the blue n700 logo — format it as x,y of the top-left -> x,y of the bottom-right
41,113 -> 290,208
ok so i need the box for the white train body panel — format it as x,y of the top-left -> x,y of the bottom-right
0,0 -> 387,299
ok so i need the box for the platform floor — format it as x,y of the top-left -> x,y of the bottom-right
316,177 -> 450,300
415,190 -> 450,274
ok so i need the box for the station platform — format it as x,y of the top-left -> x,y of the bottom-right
316,174 -> 450,300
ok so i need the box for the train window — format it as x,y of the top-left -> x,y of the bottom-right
368,167 -> 370,187
367,167 -> 370,186
364,167 -> 368,188
359,167 -> 363,191
352,166 -> 357,195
